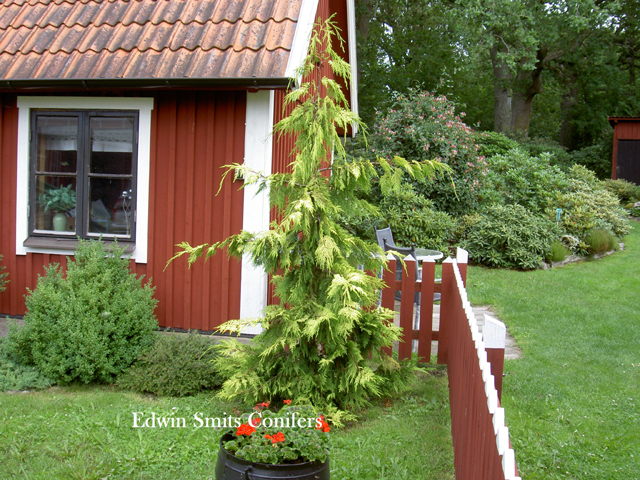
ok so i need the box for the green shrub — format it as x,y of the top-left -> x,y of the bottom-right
546,241 -> 571,263
0,336 -> 54,392
567,142 -> 613,180
370,89 -> 486,216
509,134 -> 573,170
379,184 -> 456,252
479,148 -> 568,214
603,179 -> 640,204
8,240 -> 158,384
451,213 -> 482,245
462,204 -> 558,270
0,254 -> 7,293
553,165 -> 630,240
475,131 -> 519,158
117,331 -> 221,397
584,229 -> 617,255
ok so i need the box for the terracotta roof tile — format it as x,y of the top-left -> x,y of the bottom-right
0,0 -> 305,84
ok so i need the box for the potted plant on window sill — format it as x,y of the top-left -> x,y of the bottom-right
215,402 -> 331,480
38,184 -> 76,232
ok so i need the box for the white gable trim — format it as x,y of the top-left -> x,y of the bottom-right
346,0 -> 359,133
285,0 -> 320,82
239,90 -> 274,333
15,96 -> 153,263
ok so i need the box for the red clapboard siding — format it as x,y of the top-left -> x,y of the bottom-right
148,91 -> 245,330
0,91 -> 245,331
0,95 -> 64,314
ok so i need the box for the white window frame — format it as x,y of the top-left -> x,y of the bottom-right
15,97 -> 153,264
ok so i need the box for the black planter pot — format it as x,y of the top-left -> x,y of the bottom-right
215,434 -> 330,480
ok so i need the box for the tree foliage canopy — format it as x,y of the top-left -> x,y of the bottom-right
355,0 -> 640,150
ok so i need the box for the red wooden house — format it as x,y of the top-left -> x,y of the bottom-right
0,0 -> 358,332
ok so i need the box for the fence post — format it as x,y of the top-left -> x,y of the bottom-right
381,254 -> 396,357
437,257 -> 455,365
418,257 -> 435,362
399,254 -> 416,361
456,247 -> 468,286
484,314 -> 506,402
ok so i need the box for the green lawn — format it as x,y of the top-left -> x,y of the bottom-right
0,371 -> 454,479
5,223 -> 638,480
467,220 -> 640,480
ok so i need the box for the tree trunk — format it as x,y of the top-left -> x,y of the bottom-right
490,46 -> 512,133
559,65 -> 580,149
510,49 -> 545,134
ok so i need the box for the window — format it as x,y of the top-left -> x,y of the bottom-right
16,97 -> 153,263
30,111 -> 138,242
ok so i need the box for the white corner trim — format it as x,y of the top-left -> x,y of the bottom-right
284,0 -> 320,81
239,90 -> 274,333
346,0 -> 359,133
15,96 -> 154,263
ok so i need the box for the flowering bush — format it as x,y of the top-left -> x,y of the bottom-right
370,89 -> 487,216
221,402 -> 330,465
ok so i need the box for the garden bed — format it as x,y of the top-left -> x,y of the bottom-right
540,242 -> 625,269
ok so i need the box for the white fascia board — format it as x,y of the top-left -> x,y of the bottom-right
15,96 -> 153,263
346,0 -> 359,134
284,0 -> 320,83
239,90 -> 275,334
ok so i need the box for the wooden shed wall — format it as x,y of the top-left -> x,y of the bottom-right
611,119 -> 640,181
0,91 -> 245,330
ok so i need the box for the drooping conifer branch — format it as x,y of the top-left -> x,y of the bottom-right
167,18 -> 451,422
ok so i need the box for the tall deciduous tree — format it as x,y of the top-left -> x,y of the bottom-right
355,0 -> 637,150
168,20 -> 450,421
454,0 -> 614,135
355,0 -> 461,126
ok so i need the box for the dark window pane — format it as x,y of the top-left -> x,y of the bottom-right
34,176 -> 77,233
88,177 -> 133,238
90,117 -> 134,175
35,116 -> 78,173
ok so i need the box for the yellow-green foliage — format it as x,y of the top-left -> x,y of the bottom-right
603,178 -> 640,204
168,20 -> 450,417
546,240 -> 571,263
584,228 -> 617,255
553,165 -> 630,240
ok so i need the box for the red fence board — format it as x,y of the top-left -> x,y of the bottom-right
379,251 -> 519,479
